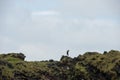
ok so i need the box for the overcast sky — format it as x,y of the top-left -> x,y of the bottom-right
0,0 -> 120,61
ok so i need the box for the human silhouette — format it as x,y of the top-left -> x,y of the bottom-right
67,50 -> 69,56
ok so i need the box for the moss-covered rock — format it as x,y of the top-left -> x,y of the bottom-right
0,50 -> 120,80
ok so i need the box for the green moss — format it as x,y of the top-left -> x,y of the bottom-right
0,50 -> 120,80
75,62 -> 87,73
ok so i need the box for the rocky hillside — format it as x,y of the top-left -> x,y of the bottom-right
0,50 -> 120,80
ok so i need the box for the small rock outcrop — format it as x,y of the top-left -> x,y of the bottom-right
7,53 -> 26,60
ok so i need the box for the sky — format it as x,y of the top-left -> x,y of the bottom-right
0,0 -> 120,61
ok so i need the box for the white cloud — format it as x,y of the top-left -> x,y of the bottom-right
19,43 -> 65,61
32,11 -> 60,16
19,44 -> 49,60
0,0 -> 120,61
1,11 -> 120,60
59,0 -> 120,18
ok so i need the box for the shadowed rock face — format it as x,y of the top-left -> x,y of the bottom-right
0,50 -> 120,80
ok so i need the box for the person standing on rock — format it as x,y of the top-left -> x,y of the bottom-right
67,50 -> 69,56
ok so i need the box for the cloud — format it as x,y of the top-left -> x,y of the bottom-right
19,43 -> 67,61
0,0 -> 120,61
32,11 -> 60,16
59,0 -> 120,18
